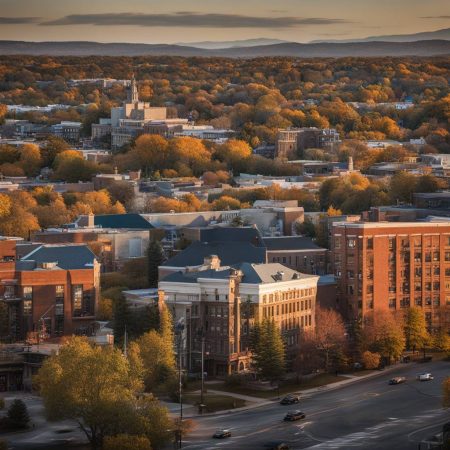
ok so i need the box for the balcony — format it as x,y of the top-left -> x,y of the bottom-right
0,294 -> 22,303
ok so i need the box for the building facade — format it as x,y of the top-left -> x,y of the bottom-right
331,222 -> 450,331
159,258 -> 318,376
0,238 -> 100,342
275,127 -> 340,160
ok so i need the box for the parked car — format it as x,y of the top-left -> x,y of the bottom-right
213,429 -> 231,438
280,394 -> 300,405
417,373 -> 434,381
283,410 -> 306,421
389,376 -> 406,385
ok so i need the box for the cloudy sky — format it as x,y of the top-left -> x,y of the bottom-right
0,0 -> 449,44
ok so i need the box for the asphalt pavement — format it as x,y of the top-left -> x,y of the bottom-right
182,360 -> 450,450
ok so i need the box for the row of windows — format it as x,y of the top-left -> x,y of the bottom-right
280,315 -> 312,330
335,236 -> 450,250
22,285 -> 94,318
263,299 -> 312,317
262,289 -> 315,303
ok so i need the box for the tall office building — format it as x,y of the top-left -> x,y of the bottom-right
331,222 -> 450,331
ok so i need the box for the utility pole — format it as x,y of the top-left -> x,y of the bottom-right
200,333 -> 205,414
175,318 -> 185,449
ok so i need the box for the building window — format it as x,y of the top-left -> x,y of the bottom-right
348,238 -> 356,248
415,297 -> 422,306
389,299 -> 396,309
388,238 -> 395,250
23,299 -> 32,315
23,286 -> 32,300
72,285 -> 83,317
367,238 -> 373,249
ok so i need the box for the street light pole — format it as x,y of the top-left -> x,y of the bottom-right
175,318 -> 185,450
200,334 -> 205,412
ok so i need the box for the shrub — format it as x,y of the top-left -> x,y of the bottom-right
103,434 -> 152,450
362,351 -> 381,370
224,374 -> 244,387
6,399 -> 30,430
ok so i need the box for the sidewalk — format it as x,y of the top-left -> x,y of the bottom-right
184,363 -> 403,418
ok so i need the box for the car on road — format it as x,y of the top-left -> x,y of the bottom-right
280,394 -> 300,405
417,373 -> 434,381
213,429 -> 231,439
283,410 -> 306,421
389,376 -> 406,385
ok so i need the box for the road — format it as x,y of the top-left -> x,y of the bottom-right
183,360 -> 450,450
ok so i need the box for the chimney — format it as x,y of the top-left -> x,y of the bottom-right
87,213 -> 95,228
348,156 -> 354,172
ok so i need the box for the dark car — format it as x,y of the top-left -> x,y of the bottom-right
280,395 -> 300,405
389,376 -> 406,385
283,410 -> 306,421
213,429 -> 231,439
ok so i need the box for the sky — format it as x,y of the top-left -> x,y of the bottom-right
0,0 -> 449,44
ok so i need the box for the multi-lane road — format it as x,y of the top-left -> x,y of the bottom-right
183,360 -> 450,450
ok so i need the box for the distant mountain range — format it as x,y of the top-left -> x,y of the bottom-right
310,27 -> 450,43
175,38 -> 290,49
0,39 -> 449,58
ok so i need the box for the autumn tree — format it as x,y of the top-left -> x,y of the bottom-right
362,351 -> 381,370
36,336 -> 173,449
404,308 -> 430,353
103,434 -> 152,450
0,194 -> 11,218
18,144 -> 42,177
214,139 -> 252,172
363,312 -> 405,363
127,135 -> 169,176
306,307 -> 347,372
134,307 -> 176,391
211,196 -> 241,211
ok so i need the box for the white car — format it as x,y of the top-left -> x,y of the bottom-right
417,373 -> 434,381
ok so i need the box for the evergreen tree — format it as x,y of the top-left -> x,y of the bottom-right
252,319 -> 285,381
7,399 -> 30,429
113,295 -> 130,345
404,308 -> 429,353
147,240 -> 164,288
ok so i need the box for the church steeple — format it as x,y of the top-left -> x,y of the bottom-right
128,74 -> 139,103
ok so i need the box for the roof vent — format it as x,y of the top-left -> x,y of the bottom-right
41,261 -> 58,269
275,271 -> 284,281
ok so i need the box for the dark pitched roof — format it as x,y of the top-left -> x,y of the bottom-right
164,241 -> 266,268
199,227 -> 265,247
16,244 -> 97,271
94,214 -> 154,230
161,262 -> 316,285
263,236 -> 325,251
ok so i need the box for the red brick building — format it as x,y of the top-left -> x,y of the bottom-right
0,238 -> 100,342
331,222 -> 450,331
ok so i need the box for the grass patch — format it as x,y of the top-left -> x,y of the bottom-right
352,370 -> 377,377
212,373 -> 347,399
183,393 -> 246,413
